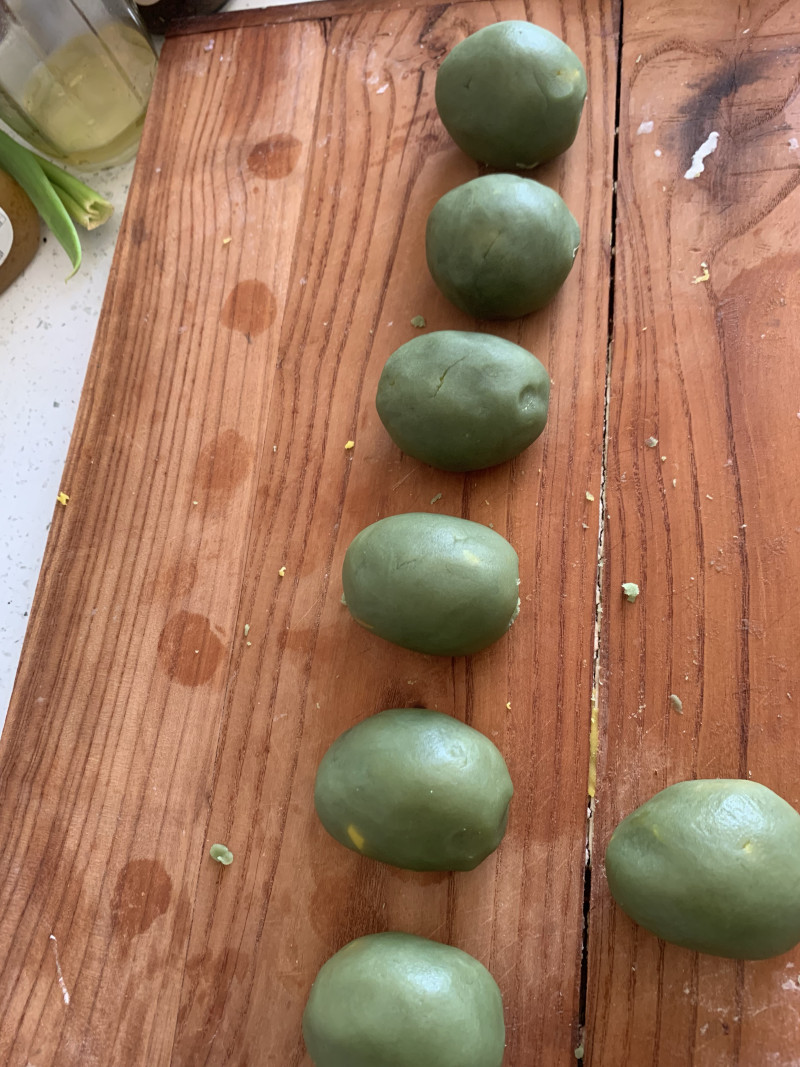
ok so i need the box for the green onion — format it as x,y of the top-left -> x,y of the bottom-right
36,153 -> 113,231
0,127 -> 114,276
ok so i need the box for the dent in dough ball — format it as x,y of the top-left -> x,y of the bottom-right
425,173 -> 580,320
605,779 -> 800,959
376,330 -> 550,471
302,932 -> 506,1067
435,20 -> 587,169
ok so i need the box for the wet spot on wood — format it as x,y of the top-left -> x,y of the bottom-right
247,135 -> 302,180
158,611 -> 225,686
142,557 -> 197,603
195,429 -> 252,494
111,859 -> 172,944
220,279 -> 277,337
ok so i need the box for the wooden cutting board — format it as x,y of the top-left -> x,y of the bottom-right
0,1 -> 798,1064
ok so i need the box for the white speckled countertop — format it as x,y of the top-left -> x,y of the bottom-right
0,0 -> 298,725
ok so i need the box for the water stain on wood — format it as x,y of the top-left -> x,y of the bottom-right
142,557 -> 198,603
111,859 -> 172,944
247,135 -> 302,180
220,279 -> 277,338
194,429 -> 253,494
157,611 -> 225,687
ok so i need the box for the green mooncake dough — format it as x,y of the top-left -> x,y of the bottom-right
605,779 -> 800,959
341,512 -> 520,656
435,20 -> 587,170
376,330 -> 550,471
314,708 -> 513,871
425,173 -> 580,319
302,932 -> 505,1067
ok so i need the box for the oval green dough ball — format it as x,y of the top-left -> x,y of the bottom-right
425,174 -> 580,319
605,779 -> 800,959
376,330 -> 550,471
341,512 -> 520,656
302,932 -> 505,1067
314,708 -> 513,871
435,20 -> 587,169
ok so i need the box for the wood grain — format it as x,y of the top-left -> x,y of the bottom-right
586,1 -> 800,1065
0,1 -> 616,1065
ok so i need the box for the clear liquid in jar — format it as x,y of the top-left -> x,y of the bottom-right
22,22 -> 157,169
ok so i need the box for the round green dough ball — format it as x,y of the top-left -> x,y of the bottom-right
341,512 -> 520,656
425,174 -> 580,319
376,330 -> 550,471
605,779 -> 800,959
314,708 -> 513,871
302,932 -> 505,1067
435,20 -> 587,170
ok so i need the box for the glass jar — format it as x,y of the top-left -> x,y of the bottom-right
0,0 -> 157,170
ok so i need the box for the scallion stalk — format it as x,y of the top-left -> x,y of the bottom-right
0,128 -> 114,276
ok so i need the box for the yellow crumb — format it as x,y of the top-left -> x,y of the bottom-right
344,440 -> 355,450
57,491 -> 70,506
588,687 -> 599,798
692,262 -> 710,284
506,701 -> 512,710
585,491 -> 595,502
222,236 -> 232,245
278,566 -> 286,577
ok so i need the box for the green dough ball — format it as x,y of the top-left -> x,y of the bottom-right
376,330 -> 550,471
341,513 -> 520,656
605,779 -> 800,959
314,708 -> 513,871
302,932 -> 505,1067
425,174 -> 580,320
435,21 -> 587,169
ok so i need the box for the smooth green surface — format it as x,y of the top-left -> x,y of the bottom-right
341,512 -> 520,656
314,708 -> 513,871
376,330 -> 550,471
435,21 -> 587,169
302,933 -> 505,1067
606,779 -> 800,959
425,174 -> 580,320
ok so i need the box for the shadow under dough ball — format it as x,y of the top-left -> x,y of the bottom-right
425,173 -> 580,320
435,20 -> 587,170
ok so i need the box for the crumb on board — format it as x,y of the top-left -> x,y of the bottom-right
344,440 -> 355,450
585,491 -> 595,502
506,702 -> 512,710
669,694 -> 684,714
692,262 -> 710,284
244,623 -> 250,637
672,478 -> 677,488
645,436 -> 658,448
209,843 -> 233,866
430,493 -> 442,504
222,236 -> 232,245
278,566 -> 286,577
622,582 -> 640,603
56,491 -> 70,506
410,315 -> 426,328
